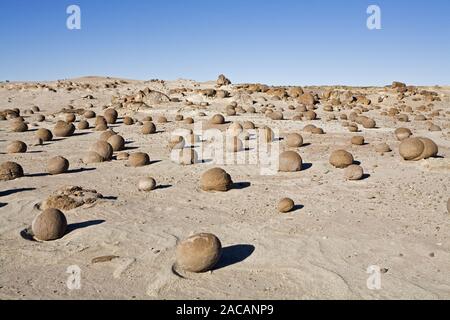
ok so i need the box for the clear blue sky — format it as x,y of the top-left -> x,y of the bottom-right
1,0 -> 449,86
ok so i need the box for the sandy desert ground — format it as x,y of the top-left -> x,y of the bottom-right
0,76 -> 449,300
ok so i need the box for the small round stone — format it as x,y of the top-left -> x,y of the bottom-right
82,151 -> 104,164
107,135 -> 125,151
36,128 -> 53,141
375,143 -> 391,153
77,120 -> 89,130
278,198 -> 295,213
47,156 -> 69,175
279,151 -> 302,172
200,168 -> 233,192
175,233 -> 222,273
142,122 -> 156,134
286,133 -> 303,148
7,141 -> 27,153
329,150 -> 354,168
0,161 -> 24,181
53,121 -> 75,137
395,128 -> 412,141
32,208 -> 67,241
123,116 -> 134,125
138,177 -> 157,191
210,114 -> 225,125
128,152 -> 150,167
90,141 -> 113,161
399,138 -> 424,161
344,165 -> 364,180
351,136 -> 365,145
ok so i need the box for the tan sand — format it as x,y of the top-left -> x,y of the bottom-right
0,77 -> 449,299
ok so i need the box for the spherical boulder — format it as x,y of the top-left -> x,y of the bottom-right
303,124 -> 316,133
210,114 -> 225,125
269,111 -> 284,121
90,141 -> 113,161
123,116 -> 134,125
395,128 -> 412,141
329,150 -> 354,168
32,208 -> 67,241
200,168 -> 233,192
84,110 -> 96,119
53,121 -> 75,137
399,138 -> 424,161
128,152 -> 150,167
375,143 -> 391,153
415,137 -> 438,160
286,133 -> 303,148
107,134 -> 125,151
243,121 -> 255,130
7,141 -> 27,153
104,108 -> 118,124
344,165 -> 364,180
82,151 -> 104,164
77,120 -> 89,130
99,130 -> 116,141
175,233 -> 222,273
36,128 -> 53,142
47,156 -> 69,175
142,122 -> 156,134
348,124 -> 359,132
304,110 -> 317,120
94,122 -> 108,131
226,108 -> 236,116
0,161 -> 24,181
138,177 -> 157,192
362,118 -> 376,129
183,117 -> 194,124
279,151 -> 302,172
95,116 -> 107,126
278,198 -> 295,213
351,136 -> 365,146
65,113 -> 76,123
311,127 -> 325,135
156,116 -> 168,124
10,121 -> 28,132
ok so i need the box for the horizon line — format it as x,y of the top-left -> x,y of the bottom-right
1,75 -> 449,88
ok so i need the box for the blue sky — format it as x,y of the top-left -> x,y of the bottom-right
0,0 -> 449,86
